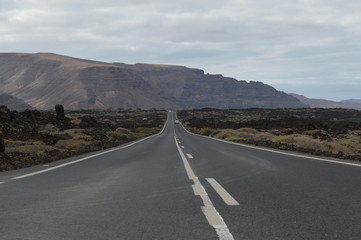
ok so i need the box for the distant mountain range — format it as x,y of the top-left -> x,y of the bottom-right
291,94 -> 361,110
0,52 -> 306,110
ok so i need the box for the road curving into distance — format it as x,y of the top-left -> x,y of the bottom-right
1,110 -> 361,239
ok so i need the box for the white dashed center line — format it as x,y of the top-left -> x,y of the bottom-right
186,154 -> 193,159
206,178 -> 239,206
174,133 -> 235,240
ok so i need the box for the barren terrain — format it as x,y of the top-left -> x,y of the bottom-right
178,108 -> 361,161
0,106 -> 166,171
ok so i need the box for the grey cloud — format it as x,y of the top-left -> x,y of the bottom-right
0,0 -> 360,100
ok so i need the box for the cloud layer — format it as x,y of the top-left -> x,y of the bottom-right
1,0 -> 360,100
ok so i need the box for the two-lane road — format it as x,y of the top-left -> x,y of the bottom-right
1,111 -> 361,239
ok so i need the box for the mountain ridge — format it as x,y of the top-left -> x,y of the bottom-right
0,52 -> 307,110
291,94 -> 361,110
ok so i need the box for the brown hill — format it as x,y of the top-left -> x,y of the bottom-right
291,94 -> 361,110
0,53 -> 307,109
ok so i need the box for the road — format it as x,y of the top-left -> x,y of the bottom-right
1,111 -> 361,239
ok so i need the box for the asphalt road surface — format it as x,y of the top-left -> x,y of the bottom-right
1,111 -> 361,240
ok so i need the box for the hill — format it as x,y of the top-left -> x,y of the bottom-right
291,94 -> 361,110
0,94 -> 33,110
0,53 -> 307,109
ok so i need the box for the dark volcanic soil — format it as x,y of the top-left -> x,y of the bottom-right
0,106 -> 166,171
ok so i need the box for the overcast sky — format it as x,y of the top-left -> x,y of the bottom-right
1,0 -> 360,100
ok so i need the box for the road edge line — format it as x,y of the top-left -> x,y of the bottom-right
177,118 -> 361,168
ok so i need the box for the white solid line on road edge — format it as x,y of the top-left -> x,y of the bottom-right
174,134 -> 235,240
206,178 -> 239,206
12,112 -> 171,180
177,119 -> 361,168
187,154 -> 193,159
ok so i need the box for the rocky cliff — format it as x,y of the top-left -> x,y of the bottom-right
0,53 -> 307,109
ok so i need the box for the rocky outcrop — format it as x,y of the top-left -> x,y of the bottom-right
0,52 -> 307,109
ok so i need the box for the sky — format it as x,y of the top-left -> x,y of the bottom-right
1,0 -> 361,101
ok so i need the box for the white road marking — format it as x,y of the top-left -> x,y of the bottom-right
12,113 -> 171,180
43,164 -> 49,167
181,146 -> 185,149
175,137 -> 196,180
174,134 -> 235,240
178,120 -> 361,168
202,206 -> 226,226
206,178 -> 239,206
0,182 -> 5,184
192,183 -> 207,196
187,154 -> 193,159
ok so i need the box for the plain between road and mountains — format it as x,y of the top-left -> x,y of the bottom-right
1,111 -> 361,240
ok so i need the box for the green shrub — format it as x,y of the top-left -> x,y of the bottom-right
199,128 -> 213,136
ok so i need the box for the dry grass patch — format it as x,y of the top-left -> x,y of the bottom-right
64,129 -> 85,136
55,139 -> 91,150
73,134 -> 93,141
6,145 -> 58,154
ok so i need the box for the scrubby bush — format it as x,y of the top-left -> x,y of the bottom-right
237,128 -> 259,138
135,127 -> 159,135
199,128 -> 213,136
6,145 -> 58,154
254,132 -> 275,141
116,128 -> 132,135
55,139 -> 90,150
225,136 -> 243,142
73,134 -> 93,141
106,131 -> 134,141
